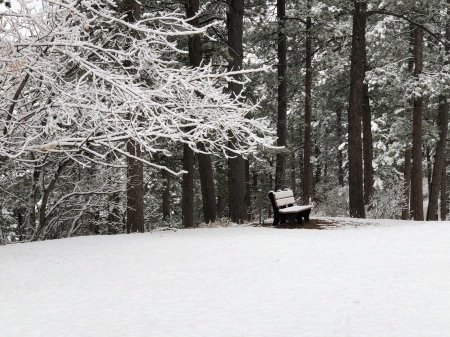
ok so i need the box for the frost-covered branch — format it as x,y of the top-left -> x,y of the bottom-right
0,0 -> 275,170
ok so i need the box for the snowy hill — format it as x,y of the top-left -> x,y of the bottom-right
1,220 -> 450,336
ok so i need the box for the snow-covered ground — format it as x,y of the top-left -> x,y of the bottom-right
1,219 -> 450,337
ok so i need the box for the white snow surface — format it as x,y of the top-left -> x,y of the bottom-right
1,219 -> 450,337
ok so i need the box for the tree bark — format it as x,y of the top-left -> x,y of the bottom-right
186,0 -> 217,224
27,154 -> 41,232
403,25 -> 415,220
362,82 -> 373,205
182,143 -> 195,227
122,0 -> 144,233
275,0 -> 287,191
427,7 -> 449,221
427,96 -> 448,220
336,109 -> 344,186
227,0 -> 247,223
303,3 -> 312,204
441,164 -> 447,220
426,145 -> 432,195
348,1 -> 366,218
198,145 -> 217,223
126,140 -> 144,232
402,148 -> 412,219
162,169 -> 171,221
410,25 -> 424,221
245,160 -> 251,220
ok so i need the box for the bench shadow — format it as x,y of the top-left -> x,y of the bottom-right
254,218 -> 341,230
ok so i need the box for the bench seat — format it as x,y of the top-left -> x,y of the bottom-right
279,205 -> 313,214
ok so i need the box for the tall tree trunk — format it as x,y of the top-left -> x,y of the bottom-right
227,0 -> 247,223
186,0 -> 217,224
198,145 -> 217,223
427,97 -> 448,220
181,0 -> 197,228
427,8 -> 449,221
336,109 -> 344,186
403,25 -> 415,220
348,1 -> 366,218
275,0 -> 287,190
402,148 -> 412,219
162,169 -> 171,221
126,141 -> 144,232
182,143 -> 195,227
441,164 -> 447,220
27,154 -> 41,233
245,160 -> 251,220
426,145 -> 432,195
362,82 -> 373,205
410,25 -> 424,221
303,3 -> 312,204
123,0 -> 144,233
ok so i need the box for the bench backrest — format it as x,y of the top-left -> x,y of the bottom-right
272,190 -> 296,208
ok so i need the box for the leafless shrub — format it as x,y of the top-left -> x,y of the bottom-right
198,218 -> 234,228
365,180 -> 407,219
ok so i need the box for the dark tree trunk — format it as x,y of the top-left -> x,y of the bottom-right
275,0 -> 287,190
181,0 -> 197,228
441,164 -> 447,220
336,109 -> 344,186
245,160 -> 251,220
186,0 -> 217,224
162,169 -> 171,221
122,0 -> 144,233
427,10 -> 449,221
227,0 -> 247,223
410,26 -> 424,221
402,148 -> 412,220
27,154 -> 41,232
427,96 -> 448,220
362,82 -> 373,205
426,145 -> 432,196
182,143 -> 195,227
198,146 -> 217,224
126,141 -> 144,232
348,2 -> 366,218
303,4 -> 312,204
403,25 -> 415,220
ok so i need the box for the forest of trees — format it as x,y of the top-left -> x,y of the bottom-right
1,0 -> 450,243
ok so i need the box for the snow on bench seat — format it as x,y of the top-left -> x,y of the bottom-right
279,205 -> 313,214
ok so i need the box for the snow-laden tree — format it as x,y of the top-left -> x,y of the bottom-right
0,0 -> 275,171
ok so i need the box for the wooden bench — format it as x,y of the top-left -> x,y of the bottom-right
268,190 -> 313,226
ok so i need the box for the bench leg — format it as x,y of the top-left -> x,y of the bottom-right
273,213 -> 286,226
273,214 -> 279,226
304,209 -> 311,222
